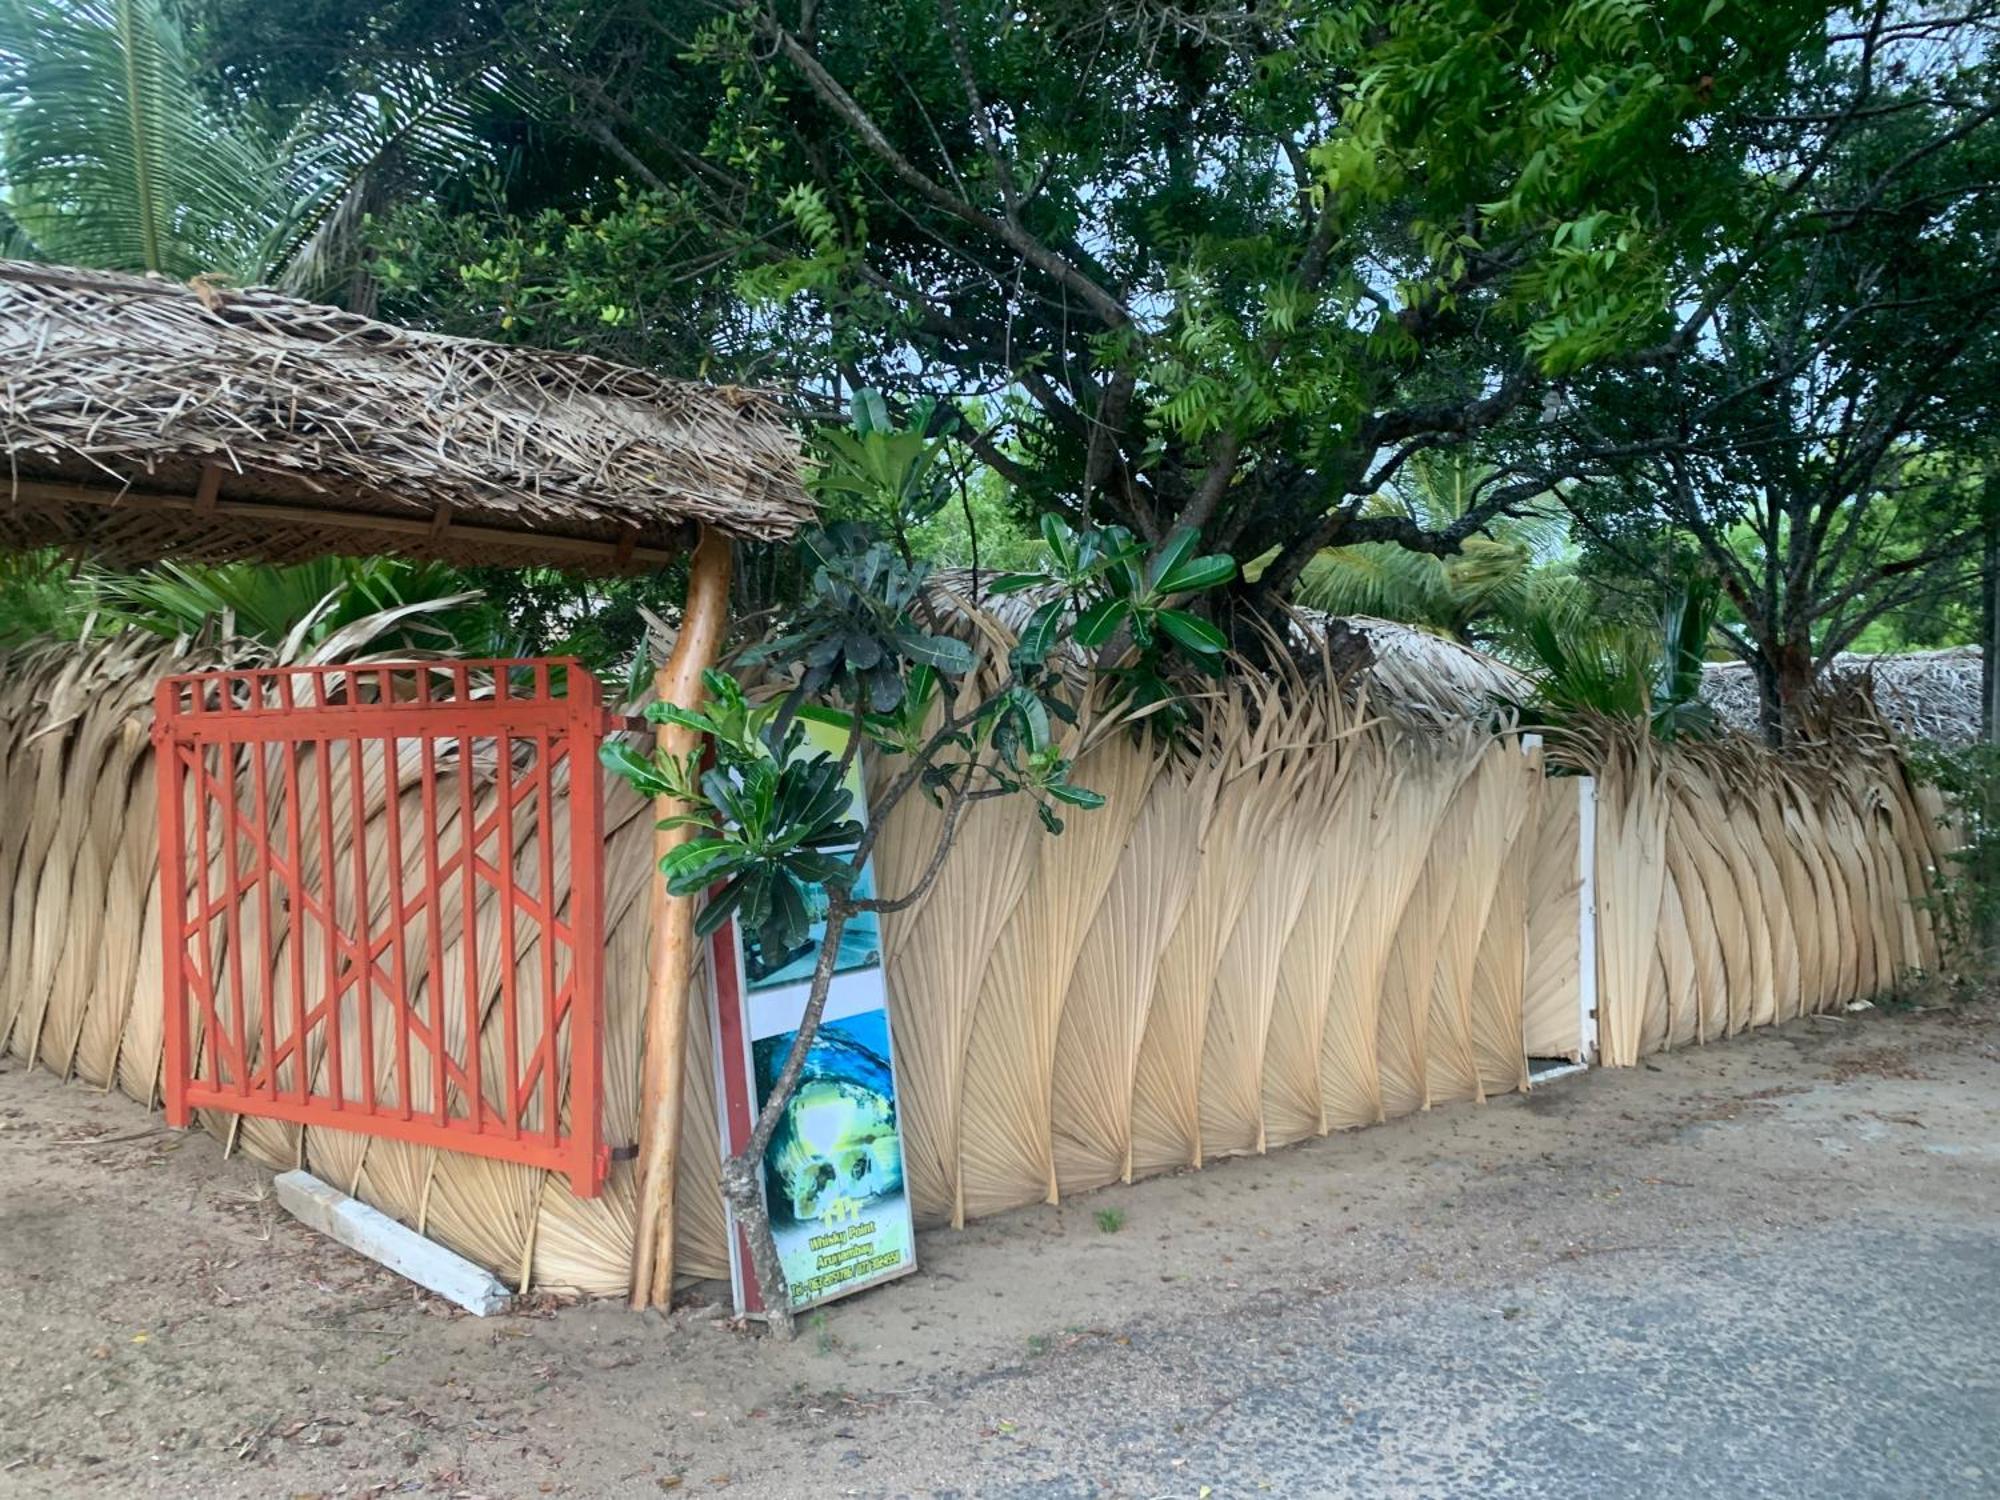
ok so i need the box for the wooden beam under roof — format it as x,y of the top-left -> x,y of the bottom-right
6,476 -> 685,570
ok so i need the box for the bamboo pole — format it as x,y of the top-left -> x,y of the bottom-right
629,525 -> 733,1311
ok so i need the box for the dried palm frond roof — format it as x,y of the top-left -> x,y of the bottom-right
0,260 -> 812,573
1703,647 -> 1982,748
1337,613 -> 1528,726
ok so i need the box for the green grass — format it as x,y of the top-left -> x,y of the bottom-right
1094,1207 -> 1126,1234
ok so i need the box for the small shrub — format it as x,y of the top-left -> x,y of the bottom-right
1907,741 -> 2000,979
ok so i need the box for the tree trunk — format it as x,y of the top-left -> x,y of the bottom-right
629,527 -> 734,1311
1752,651 -> 1784,749
1771,634 -> 1816,746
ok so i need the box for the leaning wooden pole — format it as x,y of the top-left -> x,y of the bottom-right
630,525 -> 734,1311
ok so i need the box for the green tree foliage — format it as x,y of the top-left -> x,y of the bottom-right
1545,5 -> 2000,739
20,0 -> 1996,743
1513,577 -> 1720,741
0,0 -> 509,295
370,182 -> 770,373
0,550 -> 85,645
209,0 -> 1837,606
1292,452 -> 1572,649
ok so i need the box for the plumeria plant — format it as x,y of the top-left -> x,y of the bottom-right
601,404 -> 1235,1336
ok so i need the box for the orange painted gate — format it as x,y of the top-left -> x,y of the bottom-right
153,660 -> 608,1195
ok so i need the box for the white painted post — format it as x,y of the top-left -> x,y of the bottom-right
1575,775 -> 1600,1066
275,1171 -> 512,1316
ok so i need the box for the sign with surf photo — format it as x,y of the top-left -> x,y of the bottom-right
708,714 -> 916,1317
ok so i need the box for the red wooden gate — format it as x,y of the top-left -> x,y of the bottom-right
153,660 -> 607,1195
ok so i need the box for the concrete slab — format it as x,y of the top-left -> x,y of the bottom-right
274,1170 -> 510,1316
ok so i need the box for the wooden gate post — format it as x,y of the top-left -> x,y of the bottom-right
630,525 -> 734,1310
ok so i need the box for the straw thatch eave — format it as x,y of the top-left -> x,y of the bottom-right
1702,647 -> 1983,748
0,261 -> 813,574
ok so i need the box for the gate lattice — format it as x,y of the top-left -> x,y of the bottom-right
153,660 -> 607,1195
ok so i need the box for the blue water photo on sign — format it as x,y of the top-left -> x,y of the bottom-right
741,856 -> 881,993
750,1009 -> 914,1305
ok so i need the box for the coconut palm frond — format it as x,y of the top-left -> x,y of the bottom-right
1400,449 -> 1488,526
1519,609 -> 1653,722
1292,453 -> 1574,642
1651,576 -> 1721,742
85,557 -> 506,655
268,66 -> 518,302
1,0 -> 525,295
89,558 -> 343,640
1440,536 -> 1534,618
1514,579 -> 1721,741
1295,542 -> 1452,624
0,0 -> 288,276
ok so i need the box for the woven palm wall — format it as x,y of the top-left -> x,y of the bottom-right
1580,725 -> 1956,1067
0,637 -> 1952,1296
1522,776 -> 1584,1059
0,634 -> 735,1293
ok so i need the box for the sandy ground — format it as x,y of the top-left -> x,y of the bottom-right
2,997 -> 1997,1499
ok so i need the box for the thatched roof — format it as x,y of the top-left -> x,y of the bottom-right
1703,646 -> 1983,747
0,261 -> 812,573
1340,614 -> 1528,726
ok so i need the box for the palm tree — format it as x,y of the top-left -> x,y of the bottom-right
1514,576 -> 1721,742
85,557 -> 506,655
1290,451 -> 1572,648
0,0 -> 498,299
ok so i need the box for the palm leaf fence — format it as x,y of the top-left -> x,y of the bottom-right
0,625 -> 1961,1297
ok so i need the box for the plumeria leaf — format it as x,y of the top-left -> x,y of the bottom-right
1157,608 -> 1228,655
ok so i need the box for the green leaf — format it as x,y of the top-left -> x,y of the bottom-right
1045,781 -> 1106,809
1000,683 -> 1053,751
1157,608 -> 1228,656
1011,598 -> 1064,667
982,572 -> 1046,596
644,701 -> 718,736
850,387 -> 891,435
1038,512 -> 1074,569
763,872 -> 811,952
787,849 -> 857,887
893,628 -> 975,675
1154,554 -> 1237,596
599,740 -> 670,798
694,879 -> 746,937
1143,527 -> 1202,594
1072,596 -> 1129,649
659,837 -> 748,893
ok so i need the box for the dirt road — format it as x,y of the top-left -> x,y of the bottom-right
3,999 -> 1996,1498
